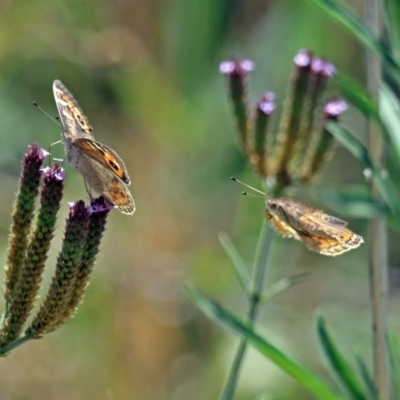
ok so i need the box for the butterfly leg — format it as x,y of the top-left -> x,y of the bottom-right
47,140 -> 63,166
83,177 -> 94,198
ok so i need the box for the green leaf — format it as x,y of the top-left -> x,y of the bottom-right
318,185 -> 387,218
186,283 -> 341,400
353,351 -> 378,400
218,231 -> 250,291
384,0 -> 400,65
326,122 -> 400,217
260,273 -> 309,303
389,335 -> 400,400
333,75 -> 400,163
306,0 -> 400,83
316,315 -> 365,400
379,84 -> 400,163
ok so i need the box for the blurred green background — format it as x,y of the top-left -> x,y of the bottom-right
0,0 -> 391,399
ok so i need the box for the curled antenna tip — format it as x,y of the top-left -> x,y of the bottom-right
242,192 -> 248,195
230,176 -> 237,181
33,101 -> 38,107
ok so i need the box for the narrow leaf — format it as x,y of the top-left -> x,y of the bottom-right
318,185 -> 387,218
353,351 -> 378,400
384,0 -> 400,64
389,336 -> 400,399
218,231 -> 250,291
306,0 -> 400,83
187,283 -> 340,400
260,273 -> 309,303
316,315 -> 365,400
326,122 -> 400,217
379,84 -> 400,163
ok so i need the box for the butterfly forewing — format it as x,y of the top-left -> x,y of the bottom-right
53,80 -> 94,139
52,79 -> 135,215
74,138 -> 131,185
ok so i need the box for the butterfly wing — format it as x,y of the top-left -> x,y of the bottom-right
296,213 -> 363,256
53,80 -> 94,144
267,199 -> 363,256
105,177 -> 135,215
73,152 -> 135,215
266,212 -> 301,241
74,138 -> 131,185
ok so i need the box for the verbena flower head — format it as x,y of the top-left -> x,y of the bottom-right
221,50 -> 346,191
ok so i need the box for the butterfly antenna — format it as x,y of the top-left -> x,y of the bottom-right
230,176 -> 267,196
33,101 -> 63,127
242,192 -> 266,199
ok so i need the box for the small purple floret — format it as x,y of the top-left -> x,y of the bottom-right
311,58 -> 324,73
219,59 -> 255,76
294,49 -> 312,67
88,196 -> 113,214
41,164 -> 65,181
257,92 -> 275,115
322,62 -> 336,77
324,99 -> 348,118
39,148 -> 50,159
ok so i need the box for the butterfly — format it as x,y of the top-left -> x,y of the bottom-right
231,177 -> 363,256
265,198 -> 363,256
53,80 -> 135,215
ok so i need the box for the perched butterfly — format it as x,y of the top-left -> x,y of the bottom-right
53,80 -> 135,215
232,177 -> 363,256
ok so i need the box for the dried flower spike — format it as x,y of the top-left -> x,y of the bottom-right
290,58 -> 336,172
220,58 -> 255,153
249,92 -> 275,176
272,49 -> 313,186
3,144 -> 47,308
300,98 -> 348,182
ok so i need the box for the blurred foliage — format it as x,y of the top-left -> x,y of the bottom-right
0,0 -> 397,399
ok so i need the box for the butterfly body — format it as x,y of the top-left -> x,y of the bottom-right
53,80 -> 135,215
266,198 -> 363,256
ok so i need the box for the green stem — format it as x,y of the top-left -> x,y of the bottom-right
0,334 -> 32,356
364,1 -> 389,399
219,220 -> 274,400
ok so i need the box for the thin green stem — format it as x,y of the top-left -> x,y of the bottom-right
220,220 -> 274,400
0,334 -> 32,356
364,1 -> 389,399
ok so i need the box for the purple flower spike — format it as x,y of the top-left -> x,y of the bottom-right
324,99 -> 348,119
257,92 -> 275,115
219,59 -> 255,76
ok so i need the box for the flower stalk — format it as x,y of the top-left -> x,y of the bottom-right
0,145 -> 112,355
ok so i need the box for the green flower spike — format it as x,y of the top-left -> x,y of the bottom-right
26,200 -> 91,338
3,144 -> 47,308
0,162 -> 64,345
